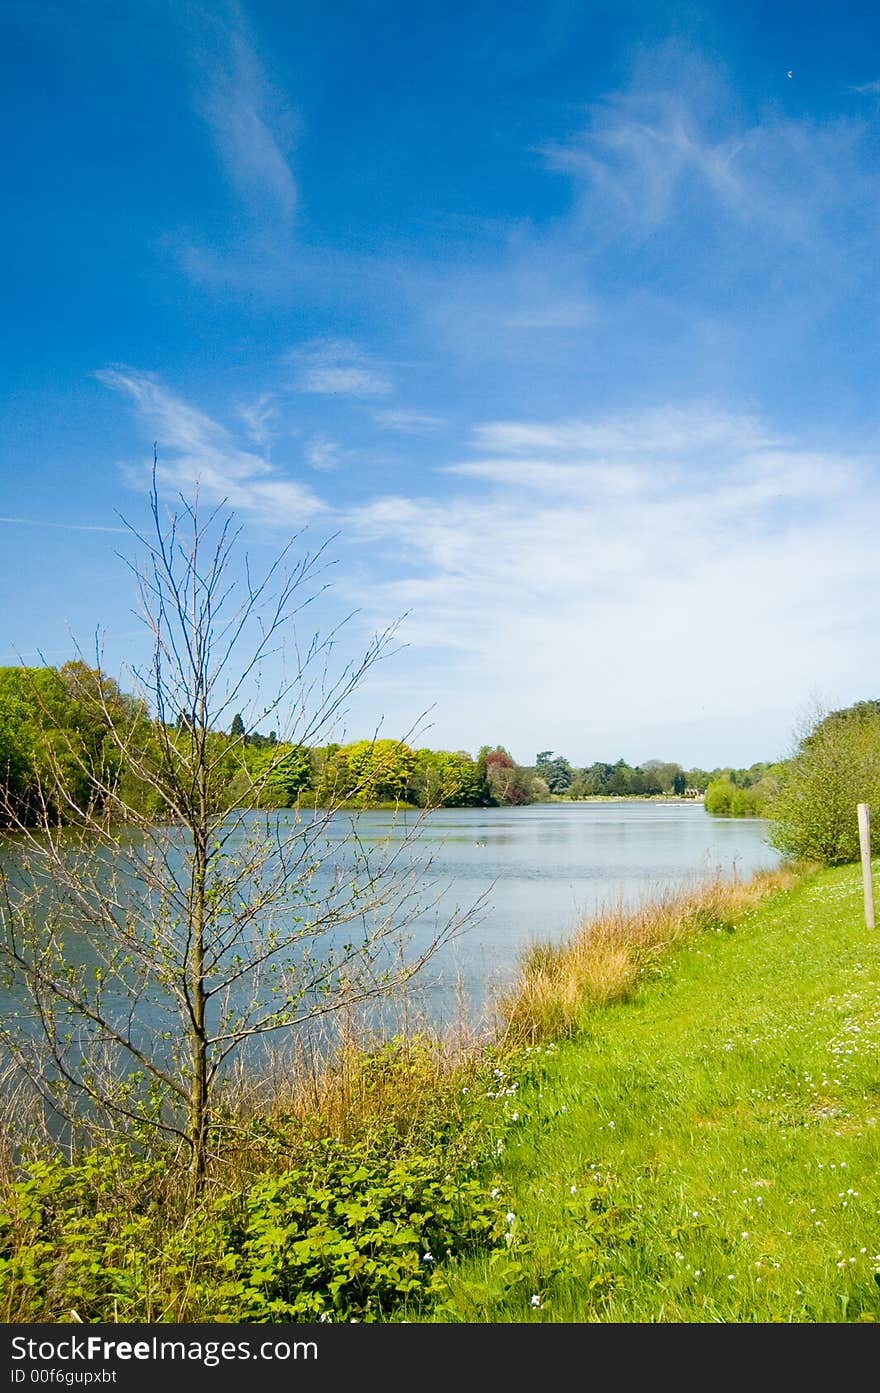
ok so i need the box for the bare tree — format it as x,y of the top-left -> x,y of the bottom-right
0,470 -> 472,1187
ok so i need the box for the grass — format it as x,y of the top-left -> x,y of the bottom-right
422,861 -> 880,1322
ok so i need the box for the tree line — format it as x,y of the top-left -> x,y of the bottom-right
6,661 -> 876,856
1,662 -> 794,823
0,663 -> 550,818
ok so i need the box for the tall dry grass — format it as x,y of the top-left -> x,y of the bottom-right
497,863 -> 806,1047
209,1014 -> 494,1190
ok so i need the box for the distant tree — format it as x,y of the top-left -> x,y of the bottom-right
673,771 -> 687,796
483,747 -> 537,805
412,748 -> 483,808
255,743 -> 313,806
605,759 -> 633,796
230,712 -> 245,739
704,778 -> 734,815
706,774 -> 776,818
640,759 -> 682,794
683,767 -> 711,793
535,751 -> 573,795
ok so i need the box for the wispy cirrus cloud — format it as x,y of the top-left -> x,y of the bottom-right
405,46 -> 880,392
237,392 -> 283,446
97,368 -> 324,524
99,366 -> 880,760
304,433 -> 344,471
299,366 -> 392,397
289,338 -> 394,398
193,1 -> 297,225
471,408 -> 777,459
373,409 -> 446,434
538,47 -> 875,254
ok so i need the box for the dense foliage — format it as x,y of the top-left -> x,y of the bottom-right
0,663 -> 745,823
0,661 -> 151,822
703,762 -> 782,817
11,661 -> 863,829
530,752 -> 778,802
766,700 -> 880,864
0,663 -> 552,819
0,1041 -> 517,1323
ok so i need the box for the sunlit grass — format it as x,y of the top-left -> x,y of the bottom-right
425,860 -> 880,1322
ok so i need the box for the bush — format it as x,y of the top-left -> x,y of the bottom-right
704,779 -> 733,815
767,701 -> 880,864
0,1050 -> 514,1323
210,1138 -> 503,1321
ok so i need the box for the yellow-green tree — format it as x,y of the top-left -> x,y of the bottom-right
768,702 -> 880,863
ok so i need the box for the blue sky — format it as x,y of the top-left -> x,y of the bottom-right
2,0 -> 880,768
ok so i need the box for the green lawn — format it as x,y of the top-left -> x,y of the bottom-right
425,863 -> 880,1322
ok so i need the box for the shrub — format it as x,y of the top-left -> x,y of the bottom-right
704,779 -> 733,815
0,1053 -> 512,1323
209,1138 -> 503,1321
767,701 -> 880,864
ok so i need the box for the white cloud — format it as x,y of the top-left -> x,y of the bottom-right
194,2 -> 297,224
539,91 -> 743,231
237,392 -> 282,445
537,49 -> 873,256
339,404 -> 880,764
305,433 -> 344,471
289,338 -> 394,398
98,367 -> 880,763
472,408 -> 776,459
374,409 -> 446,433
299,366 -> 392,397
98,369 -> 324,524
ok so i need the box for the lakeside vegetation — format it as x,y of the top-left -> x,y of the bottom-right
5,856 -> 880,1322
0,660 -> 804,823
430,857 -> 880,1323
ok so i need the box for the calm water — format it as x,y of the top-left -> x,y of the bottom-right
352,800 -> 779,1024
0,801 -> 779,1036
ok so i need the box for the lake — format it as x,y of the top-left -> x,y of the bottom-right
0,800 -> 780,1040
309,799 -> 780,1029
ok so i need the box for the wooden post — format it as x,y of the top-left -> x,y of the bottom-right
857,802 -> 875,930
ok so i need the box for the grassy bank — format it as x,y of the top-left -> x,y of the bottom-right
424,860 -> 880,1322
3,859 -> 879,1323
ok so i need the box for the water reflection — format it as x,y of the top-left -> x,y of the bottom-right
0,800 -> 778,1037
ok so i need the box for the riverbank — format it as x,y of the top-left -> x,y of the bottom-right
9,856 -> 876,1322
545,793 -> 704,803
421,857 -> 880,1322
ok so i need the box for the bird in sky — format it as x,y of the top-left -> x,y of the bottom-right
787,70 -> 793,78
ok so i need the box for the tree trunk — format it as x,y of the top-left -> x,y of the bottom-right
187,818 -> 209,1188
